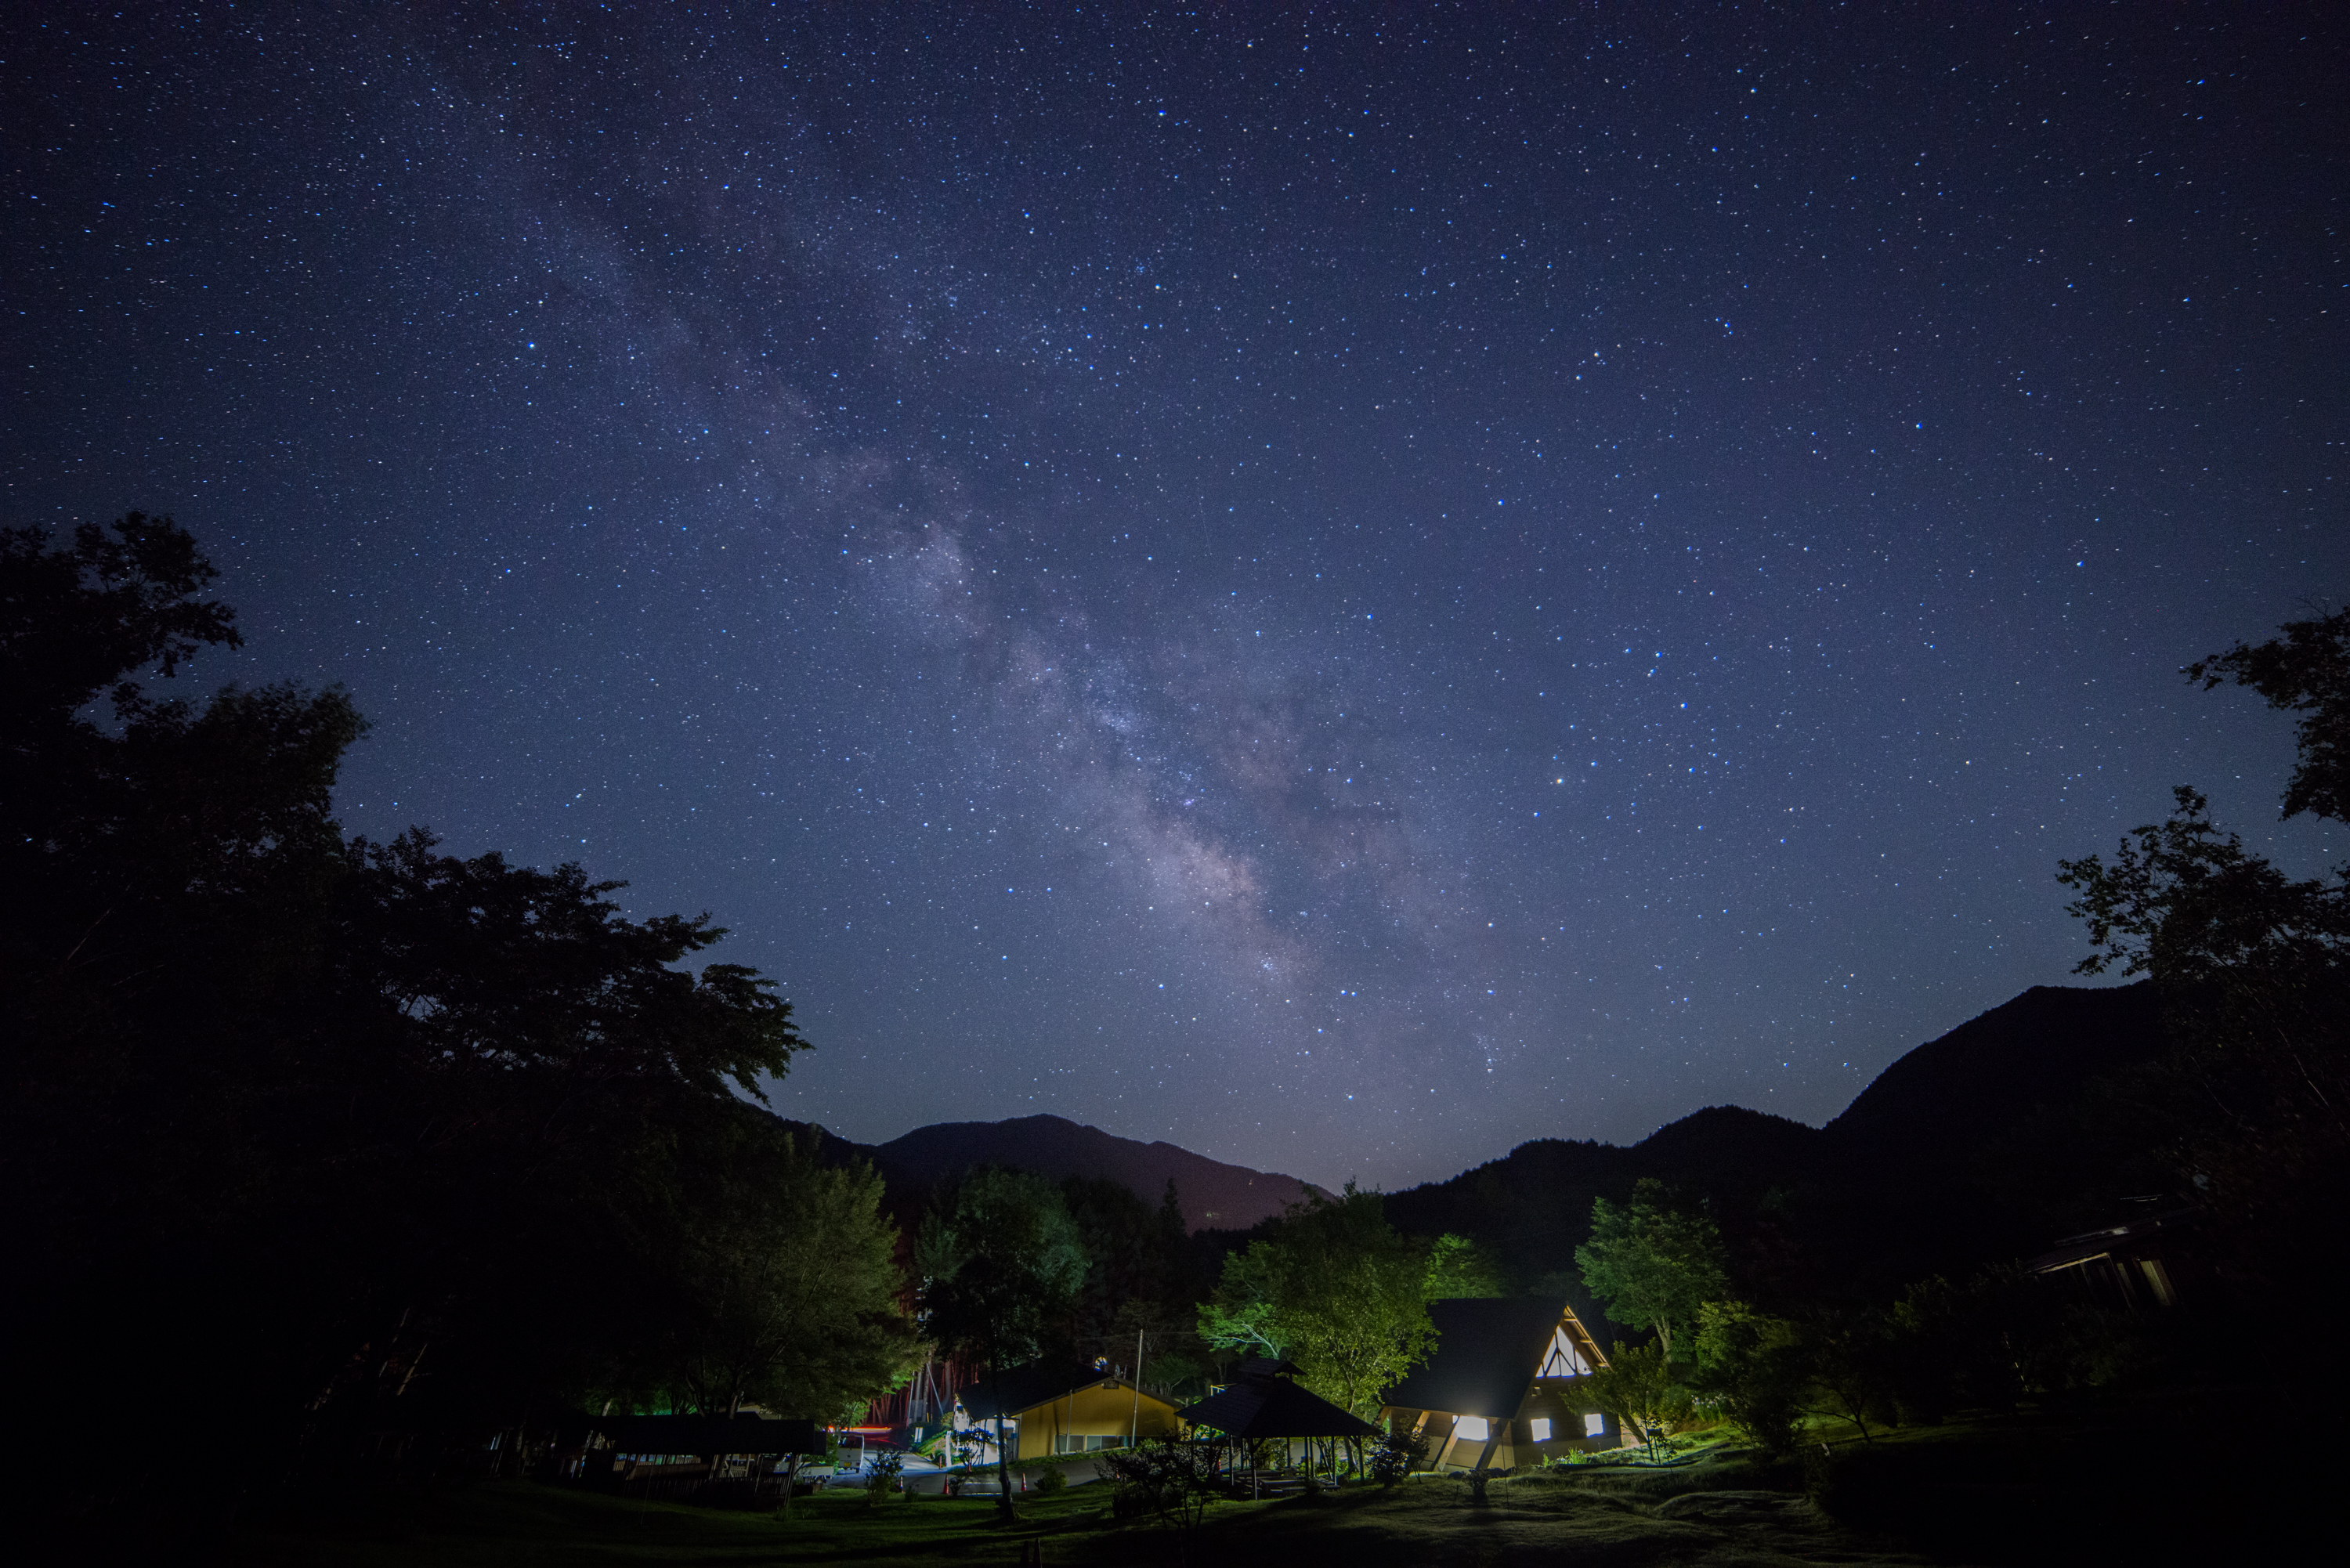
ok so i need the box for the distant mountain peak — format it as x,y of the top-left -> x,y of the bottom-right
869,1115 -> 1326,1233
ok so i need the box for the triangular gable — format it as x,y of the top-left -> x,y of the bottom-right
1536,1322 -> 1592,1378
1541,1302 -> 1610,1377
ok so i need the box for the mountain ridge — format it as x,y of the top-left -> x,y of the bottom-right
784,981 -> 2163,1285
775,1112 -> 1326,1234
1382,981 -> 2167,1298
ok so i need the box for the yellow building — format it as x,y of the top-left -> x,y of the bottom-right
959,1364 -> 1186,1461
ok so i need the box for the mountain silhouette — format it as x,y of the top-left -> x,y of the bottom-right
1383,981 -> 2167,1296
1820,981 -> 2165,1169
778,1113 -> 1325,1233
786,982 -> 2165,1287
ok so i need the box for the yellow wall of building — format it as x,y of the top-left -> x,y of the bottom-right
1013,1379 -> 1182,1461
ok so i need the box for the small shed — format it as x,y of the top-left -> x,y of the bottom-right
1380,1295 -> 1619,1471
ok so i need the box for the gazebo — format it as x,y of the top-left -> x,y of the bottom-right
1175,1359 -> 1378,1497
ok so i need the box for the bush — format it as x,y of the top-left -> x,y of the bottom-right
1104,1437 -> 1221,1534
1032,1463 -> 1068,1496
863,1449 -> 903,1505
1368,1429 -> 1427,1487
1688,1302 -> 1810,1457
1586,1338 -> 1693,1461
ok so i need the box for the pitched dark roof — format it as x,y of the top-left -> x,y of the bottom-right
959,1362 -> 1168,1419
1177,1375 -> 1377,1440
589,1414 -> 823,1455
1383,1296 -> 1574,1419
2025,1206 -> 2198,1273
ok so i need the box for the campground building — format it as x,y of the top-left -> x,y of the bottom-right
957,1363 -> 1184,1462
1380,1295 -> 1623,1471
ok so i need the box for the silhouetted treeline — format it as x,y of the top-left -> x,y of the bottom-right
0,516 -> 870,1528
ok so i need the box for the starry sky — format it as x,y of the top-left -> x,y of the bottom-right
9,4 -> 2345,1188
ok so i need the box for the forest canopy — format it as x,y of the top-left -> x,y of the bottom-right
2,514 -> 910,1501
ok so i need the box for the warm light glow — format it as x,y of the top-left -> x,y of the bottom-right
1584,1413 -> 1606,1437
1454,1415 -> 1489,1442
1528,1418 -> 1552,1441
1538,1325 -> 1593,1378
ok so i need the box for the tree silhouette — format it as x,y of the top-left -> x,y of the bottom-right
2056,605 -> 2350,1335
1574,1180 -> 1729,1365
915,1168 -> 1086,1518
2,513 -> 831,1519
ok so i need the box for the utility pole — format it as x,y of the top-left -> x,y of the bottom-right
1128,1329 -> 1144,1447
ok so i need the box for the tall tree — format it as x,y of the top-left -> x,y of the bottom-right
915,1168 -> 1086,1518
648,1127 -> 919,1420
1200,1241 -> 1290,1360
2186,605 -> 2350,826
1200,1185 -> 1435,1420
1,515 -> 817,1518
0,510 -> 240,763
2059,605 -> 2350,1006
1574,1180 -> 1730,1364
2057,606 -> 2350,1323
1423,1233 -> 1506,1299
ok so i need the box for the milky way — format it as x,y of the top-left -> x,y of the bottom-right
8,5 -> 2345,1185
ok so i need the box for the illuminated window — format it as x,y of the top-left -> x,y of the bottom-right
1528,1418 -> 1552,1441
1454,1416 -> 1489,1442
1584,1413 -> 1606,1438
1538,1325 -> 1593,1378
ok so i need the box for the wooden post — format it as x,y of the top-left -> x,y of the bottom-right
1129,1329 -> 1144,1448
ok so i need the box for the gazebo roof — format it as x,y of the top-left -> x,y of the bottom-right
1177,1373 -> 1377,1440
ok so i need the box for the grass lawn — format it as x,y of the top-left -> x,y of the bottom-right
226,1458 -> 1911,1567
235,1483 -> 1079,1566
214,1392 -> 2326,1566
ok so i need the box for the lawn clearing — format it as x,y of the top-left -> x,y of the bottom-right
214,1393 -> 2331,1568
225,1461 -> 1912,1567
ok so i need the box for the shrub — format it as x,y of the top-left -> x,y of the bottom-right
1032,1462 -> 1068,1496
1688,1301 -> 1810,1457
1368,1429 -> 1427,1487
1585,1338 -> 1693,1461
1104,1437 -> 1221,1535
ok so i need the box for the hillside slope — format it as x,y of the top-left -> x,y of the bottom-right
871,1115 -> 1324,1232
1822,982 -> 2165,1166
1384,981 -> 2167,1299
775,1114 -> 1323,1234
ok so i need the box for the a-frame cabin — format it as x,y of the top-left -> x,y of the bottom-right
1379,1295 -> 1621,1472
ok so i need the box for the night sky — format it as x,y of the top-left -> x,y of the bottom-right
9,5 -> 2345,1188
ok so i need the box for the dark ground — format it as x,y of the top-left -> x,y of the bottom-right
95,1383 -> 2321,1566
